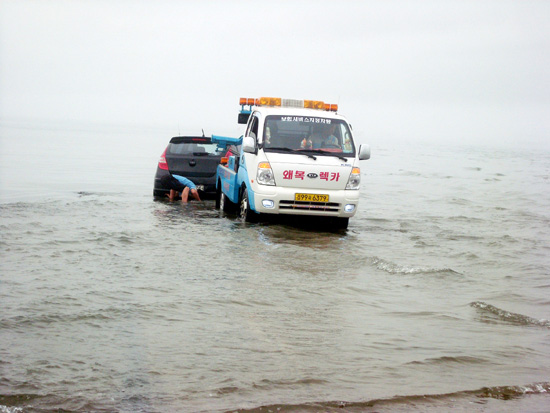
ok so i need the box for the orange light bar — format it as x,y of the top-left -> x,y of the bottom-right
239,97 -> 256,105
258,162 -> 271,169
221,157 -> 229,165
352,167 -> 360,174
241,96 -> 337,111
304,100 -> 325,110
258,97 -> 281,107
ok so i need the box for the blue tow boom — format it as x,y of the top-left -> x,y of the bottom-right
212,134 -> 244,205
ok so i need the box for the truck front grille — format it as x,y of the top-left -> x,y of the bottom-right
279,200 -> 340,212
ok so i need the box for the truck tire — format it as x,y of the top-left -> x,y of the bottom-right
239,187 -> 259,223
217,181 -> 235,213
333,217 -> 349,230
215,184 -> 221,209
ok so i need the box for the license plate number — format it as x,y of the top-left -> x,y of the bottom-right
196,185 -> 205,191
295,193 -> 329,202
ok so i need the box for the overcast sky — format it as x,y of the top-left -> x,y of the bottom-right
1,0 -> 549,148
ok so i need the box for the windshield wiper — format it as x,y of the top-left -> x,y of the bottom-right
298,149 -> 350,161
266,146 -> 295,152
311,149 -> 348,162
268,147 -> 317,160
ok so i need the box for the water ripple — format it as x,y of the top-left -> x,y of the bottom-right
370,257 -> 460,276
470,301 -> 550,328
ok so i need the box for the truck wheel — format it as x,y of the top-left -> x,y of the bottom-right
221,193 -> 232,213
239,187 -> 258,223
334,217 -> 349,229
215,184 -> 222,209
216,181 -> 235,213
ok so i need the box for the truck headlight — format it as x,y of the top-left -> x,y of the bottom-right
345,167 -> 361,190
257,162 -> 276,186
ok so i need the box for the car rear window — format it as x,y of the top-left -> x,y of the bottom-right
168,142 -> 223,156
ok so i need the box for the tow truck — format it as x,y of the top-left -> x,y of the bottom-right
212,97 -> 370,229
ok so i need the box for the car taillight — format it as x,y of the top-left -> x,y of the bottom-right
158,148 -> 169,170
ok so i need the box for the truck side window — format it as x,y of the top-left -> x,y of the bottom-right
249,116 -> 259,140
245,117 -> 253,137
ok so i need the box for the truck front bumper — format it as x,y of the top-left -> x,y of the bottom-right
250,186 -> 360,217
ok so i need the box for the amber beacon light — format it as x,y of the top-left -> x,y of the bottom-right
239,97 -> 338,112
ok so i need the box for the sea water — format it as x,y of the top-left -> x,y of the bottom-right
1,121 -> 549,412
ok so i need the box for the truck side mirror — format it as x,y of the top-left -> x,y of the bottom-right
238,113 -> 251,124
358,144 -> 371,160
242,136 -> 256,153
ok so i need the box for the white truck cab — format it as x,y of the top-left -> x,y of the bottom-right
214,97 -> 370,229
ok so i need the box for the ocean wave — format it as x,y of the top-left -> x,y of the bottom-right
3,383 -> 549,412
0,405 -> 23,413
76,191 -> 115,197
252,378 -> 329,390
470,301 -> 550,328
0,304 -> 163,329
370,257 -> 460,276
0,392 -> 109,413
405,355 -> 488,366
478,382 -> 550,399
232,382 -> 550,412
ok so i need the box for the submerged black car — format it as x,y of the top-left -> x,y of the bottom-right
153,136 -> 226,198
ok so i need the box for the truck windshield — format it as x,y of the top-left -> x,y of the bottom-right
263,115 -> 355,155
